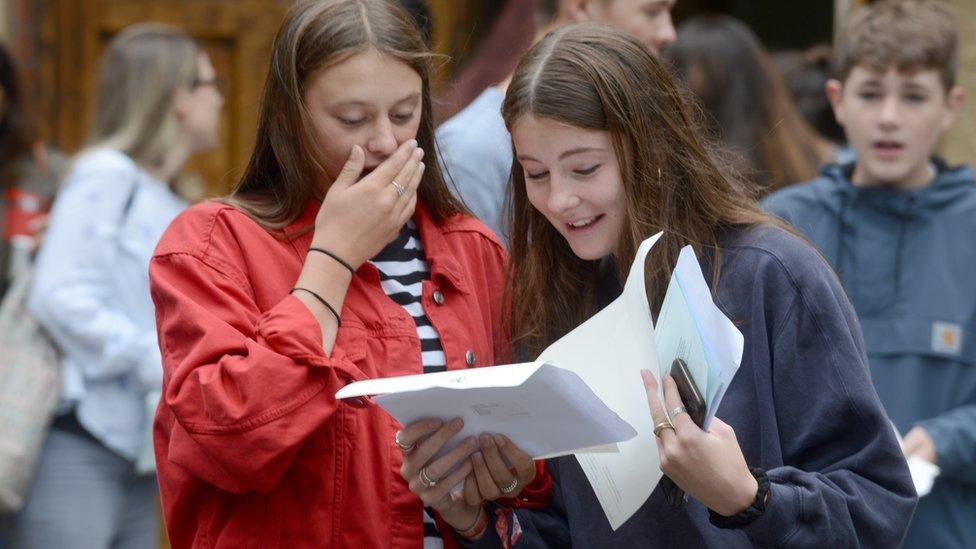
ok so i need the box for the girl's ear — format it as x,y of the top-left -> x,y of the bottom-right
564,0 -> 595,23
172,87 -> 192,121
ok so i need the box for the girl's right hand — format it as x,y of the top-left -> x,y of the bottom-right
312,140 -> 425,268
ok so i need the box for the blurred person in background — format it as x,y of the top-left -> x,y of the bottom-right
437,0 -> 677,244
764,1 -> 975,546
0,43 -> 65,295
772,45 -> 848,146
7,23 -> 223,549
668,15 -> 836,195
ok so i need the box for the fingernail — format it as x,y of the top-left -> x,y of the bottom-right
494,434 -> 506,448
419,162 -> 426,170
452,418 -> 463,430
480,434 -> 491,447
429,419 -> 443,429
472,452 -> 484,464
409,139 -> 418,147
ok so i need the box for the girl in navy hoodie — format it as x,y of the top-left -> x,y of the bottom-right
404,23 -> 917,547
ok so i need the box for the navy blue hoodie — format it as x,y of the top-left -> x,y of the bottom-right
462,226 -> 916,548
764,161 -> 976,549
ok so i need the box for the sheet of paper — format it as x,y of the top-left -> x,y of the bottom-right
655,246 -> 744,427
336,361 -> 637,460
890,423 -> 941,497
907,456 -> 940,497
538,232 -> 663,530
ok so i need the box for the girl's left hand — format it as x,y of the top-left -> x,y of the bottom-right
463,433 -> 537,506
641,370 -> 759,516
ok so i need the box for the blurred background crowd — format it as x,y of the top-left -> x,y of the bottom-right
1,0 -> 975,548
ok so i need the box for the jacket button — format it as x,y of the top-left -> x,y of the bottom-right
433,290 -> 445,305
465,350 -> 476,367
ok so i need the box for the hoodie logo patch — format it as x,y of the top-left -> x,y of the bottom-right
932,322 -> 963,356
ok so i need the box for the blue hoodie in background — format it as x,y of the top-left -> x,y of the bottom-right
764,160 -> 976,549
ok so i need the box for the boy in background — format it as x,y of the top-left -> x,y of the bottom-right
764,2 -> 973,547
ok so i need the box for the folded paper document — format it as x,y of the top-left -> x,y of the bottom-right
337,233 -> 744,531
537,234 -> 743,530
336,361 -> 638,460
655,245 -> 744,428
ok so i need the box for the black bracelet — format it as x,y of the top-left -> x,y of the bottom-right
308,247 -> 355,275
292,287 -> 341,328
708,467 -> 771,529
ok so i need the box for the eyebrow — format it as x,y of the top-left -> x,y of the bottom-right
902,83 -> 931,92
331,92 -> 421,108
559,147 -> 606,160
516,147 -> 607,163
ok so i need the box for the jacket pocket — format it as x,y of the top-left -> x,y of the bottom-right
860,315 -> 975,365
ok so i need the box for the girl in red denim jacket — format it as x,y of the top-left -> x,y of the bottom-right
149,1 -> 546,547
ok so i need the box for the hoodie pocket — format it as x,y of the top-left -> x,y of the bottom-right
859,316 -> 974,365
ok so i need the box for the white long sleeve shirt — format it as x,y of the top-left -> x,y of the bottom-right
29,148 -> 186,459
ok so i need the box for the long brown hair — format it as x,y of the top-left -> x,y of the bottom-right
502,23 -> 779,359
668,15 -> 833,194
228,0 -> 464,230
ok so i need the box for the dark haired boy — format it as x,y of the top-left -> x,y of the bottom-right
764,2 -> 973,547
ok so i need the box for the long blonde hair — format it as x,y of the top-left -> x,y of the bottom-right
86,23 -> 199,172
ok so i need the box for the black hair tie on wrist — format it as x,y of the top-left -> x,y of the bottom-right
292,287 -> 341,328
308,247 -> 355,275
708,467 -> 771,529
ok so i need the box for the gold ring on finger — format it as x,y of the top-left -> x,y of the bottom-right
391,180 -> 406,198
394,431 -> 415,454
653,420 -> 675,439
500,477 -> 519,494
419,466 -> 438,489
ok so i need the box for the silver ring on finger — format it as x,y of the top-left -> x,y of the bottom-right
667,405 -> 687,420
395,431 -> 415,454
419,466 -> 438,489
391,180 -> 406,198
500,477 -> 519,494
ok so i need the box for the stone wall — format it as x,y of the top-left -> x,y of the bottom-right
939,0 -> 976,164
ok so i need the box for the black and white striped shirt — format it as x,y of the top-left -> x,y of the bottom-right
370,220 -> 446,547
371,220 -> 447,373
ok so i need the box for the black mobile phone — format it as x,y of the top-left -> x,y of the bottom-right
670,358 -> 706,428
661,358 -> 706,508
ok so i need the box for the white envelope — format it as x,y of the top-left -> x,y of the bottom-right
336,361 -> 637,460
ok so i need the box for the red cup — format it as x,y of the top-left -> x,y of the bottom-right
4,187 -> 53,241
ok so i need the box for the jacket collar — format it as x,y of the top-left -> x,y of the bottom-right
821,157 -> 976,217
286,199 -> 470,295
412,201 -> 470,295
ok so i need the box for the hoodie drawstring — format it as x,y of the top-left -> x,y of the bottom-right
894,196 -> 914,296
836,193 -> 850,279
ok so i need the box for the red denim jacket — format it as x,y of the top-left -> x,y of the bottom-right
149,200 -> 549,548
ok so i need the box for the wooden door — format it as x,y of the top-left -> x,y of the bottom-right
39,0 -> 291,196
33,0 -> 502,195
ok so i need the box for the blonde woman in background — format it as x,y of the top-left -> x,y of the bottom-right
6,24 -> 222,549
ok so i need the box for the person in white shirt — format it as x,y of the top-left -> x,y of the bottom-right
6,23 -> 222,549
